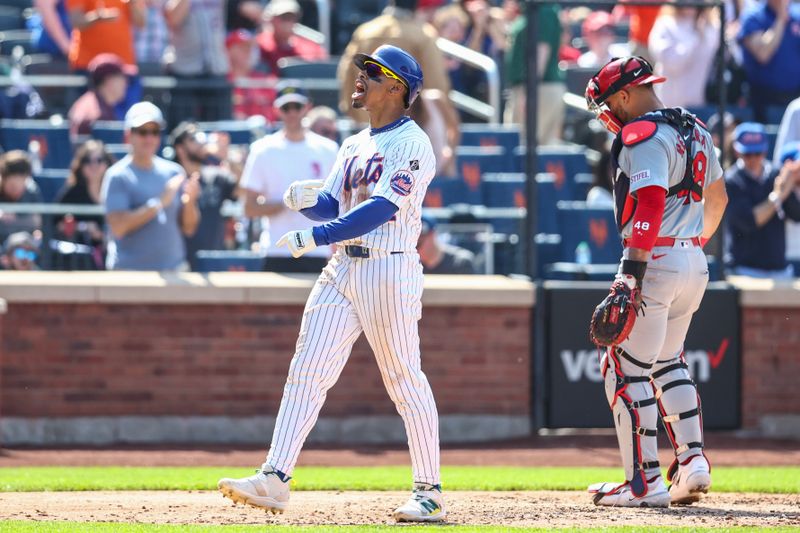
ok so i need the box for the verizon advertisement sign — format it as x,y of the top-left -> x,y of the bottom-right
545,285 -> 740,429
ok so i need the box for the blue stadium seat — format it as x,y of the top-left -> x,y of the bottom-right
195,250 -> 266,272
105,143 -> 130,162
765,105 -> 786,126
544,262 -> 619,281
482,172 -> 526,208
687,106 -> 754,125
486,213 -> 524,236
195,119 -> 265,146
556,201 -> 622,264
480,171 -> 577,235
0,6 -> 23,31
425,176 -> 483,206
686,105 -> 718,124
34,168 -> 69,203
91,121 -> 126,145
766,126 -> 779,156
0,29 -> 33,55
513,145 -> 591,185
0,119 -> 72,169
456,145 -> 512,178
573,172 -> 594,200
536,173 -> 575,234
459,124 -> 521,155
535,232 -> 561,277
538,146 -> 590,182
564,66 -> 596,96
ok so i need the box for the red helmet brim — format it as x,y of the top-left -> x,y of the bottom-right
633,74 -> 667,87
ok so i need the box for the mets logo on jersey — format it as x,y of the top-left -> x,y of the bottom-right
390,170 -> 414,196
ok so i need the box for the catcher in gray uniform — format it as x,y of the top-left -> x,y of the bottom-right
585,56 -> 729,508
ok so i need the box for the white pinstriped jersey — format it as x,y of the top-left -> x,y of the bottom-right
322,118 -> 436,251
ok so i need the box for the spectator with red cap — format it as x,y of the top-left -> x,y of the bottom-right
415,0 -> 447,24
68,53 -> 136,138
578,11 -> 629,68
227,29 -> 278,123
256,0 -> 327,75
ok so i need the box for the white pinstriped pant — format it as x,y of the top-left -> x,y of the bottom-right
266,249 -> 440,485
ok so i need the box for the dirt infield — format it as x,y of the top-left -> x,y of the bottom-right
1,490 -> 798,527
2,434 -> 799,467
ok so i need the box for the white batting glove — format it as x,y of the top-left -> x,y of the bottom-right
283,180 -> 324,211
276,229 -> 317,258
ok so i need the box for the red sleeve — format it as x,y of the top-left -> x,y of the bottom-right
628,185 -> 665,251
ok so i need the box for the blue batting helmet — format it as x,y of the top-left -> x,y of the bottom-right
353,45 -> 423,109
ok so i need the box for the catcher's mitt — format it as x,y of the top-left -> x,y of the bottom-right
590,260 -> 647,346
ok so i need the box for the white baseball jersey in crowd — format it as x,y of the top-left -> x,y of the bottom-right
241,130 -> 338,257
265,116 -> 441,485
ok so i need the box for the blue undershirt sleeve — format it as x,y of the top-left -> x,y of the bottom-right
311,196 -> 399,246
300,191 -> 340,222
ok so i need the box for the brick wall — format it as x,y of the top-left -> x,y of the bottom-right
740,307 -> 800,428
1,303 -> 530,419
2,281 -> 798,440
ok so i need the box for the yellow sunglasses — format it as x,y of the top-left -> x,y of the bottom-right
362,60 -> 408,88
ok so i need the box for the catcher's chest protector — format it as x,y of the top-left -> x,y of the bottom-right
610,108 -> 706,232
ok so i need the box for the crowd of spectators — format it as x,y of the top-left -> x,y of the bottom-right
3,0 -> 800,278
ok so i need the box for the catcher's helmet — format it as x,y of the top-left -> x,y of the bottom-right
585,56 -> 665,133
353,45 -> 423,109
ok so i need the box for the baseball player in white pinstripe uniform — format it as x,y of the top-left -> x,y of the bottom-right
218,45 -> 445,522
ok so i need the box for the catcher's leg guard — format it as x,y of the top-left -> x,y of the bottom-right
651,354 -> 709,488
601,346 -> 661,497
651,354 -> 704,460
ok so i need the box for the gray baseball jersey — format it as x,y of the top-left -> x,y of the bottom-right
601,109 -> 722,492
617,110 -> 723,239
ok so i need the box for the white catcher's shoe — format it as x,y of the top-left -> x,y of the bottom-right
218,464 -> 290,514
393,483 -> 446,522
669,454 -> 711,505
589,476 -> 671,508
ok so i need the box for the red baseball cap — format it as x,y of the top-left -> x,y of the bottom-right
418,0 -> 446,8
582,11 -> 615,36
88,53 -> 138,85
225,29 -> 254,48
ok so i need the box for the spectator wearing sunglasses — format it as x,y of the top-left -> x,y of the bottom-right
338,0 -> 456,126
240,82 -> 338,272
1,232 -> 40,271
0,151 -> 43,244
54,140 -> 115,268
169,121 -> 241,270
101,102 -> 201,271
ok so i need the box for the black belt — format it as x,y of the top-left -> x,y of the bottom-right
344,246 -> 403,258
